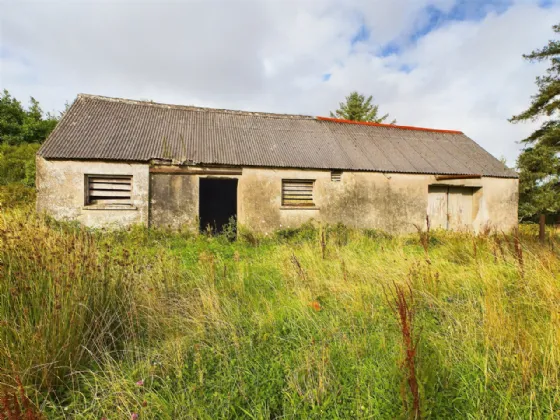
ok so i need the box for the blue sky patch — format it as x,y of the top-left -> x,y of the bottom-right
399,64 -> 416,73
0,46 -> 11,59
322,73 -> 332,81
365,0 -> 545,58
410,5 -> 445,43
351,23 -> 370,45
408,0 -> 514,43
538,0 -> 556,8
450,0 -> 512,20
356,1 -> 520,59
379,42 -> 400,57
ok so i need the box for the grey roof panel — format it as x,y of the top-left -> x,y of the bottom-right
38,94 -> 518,178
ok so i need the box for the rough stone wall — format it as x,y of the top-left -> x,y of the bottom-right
36,157 -> 149,228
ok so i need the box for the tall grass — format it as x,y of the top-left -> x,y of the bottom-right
1,207 -> 559,418
0,206 -> 180,409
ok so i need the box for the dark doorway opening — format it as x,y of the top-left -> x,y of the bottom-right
199,178 -> 238,235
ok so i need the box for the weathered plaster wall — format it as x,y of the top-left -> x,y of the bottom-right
149,171 -> 241,230
476,176 -> 519,231
426,176 -> 518,232
36,157 -> 149,228
37,159 -> 518,233
238,168 -> 516,234
237,168 -> 429,233
149,167 -> 518,234
150,173 -> 198,229
240,168 -> 518,233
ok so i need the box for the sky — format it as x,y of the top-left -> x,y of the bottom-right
1,0 -> 559,165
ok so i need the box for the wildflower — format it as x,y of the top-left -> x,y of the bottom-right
131,413 -> 139,420
309,301 -> 321,311
136,379 -> 144,387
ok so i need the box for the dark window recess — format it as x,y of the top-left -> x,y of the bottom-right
86,175 -> 132,205
282,179 -> 315,207
331,171 -> 342,182
199,178 -> 238,235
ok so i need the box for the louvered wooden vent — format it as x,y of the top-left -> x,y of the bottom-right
86,175 -> 132,205
282,179 -> 315,207
331,171 -> 342,182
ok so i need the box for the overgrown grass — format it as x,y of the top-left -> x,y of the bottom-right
1,207 -> 559,418
0,142 -> 40,209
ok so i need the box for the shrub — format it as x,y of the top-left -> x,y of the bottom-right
0,143 -> 40,186
0,183 -> 36,209
275,221 -> 318,242
327,222 -> 350,246
363,228 -> 392,240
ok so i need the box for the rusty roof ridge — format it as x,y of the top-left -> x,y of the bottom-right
316,116 -> 464,135
76,93 -> 315,120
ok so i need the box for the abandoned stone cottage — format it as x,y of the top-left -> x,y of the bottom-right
36,94 -> 519,233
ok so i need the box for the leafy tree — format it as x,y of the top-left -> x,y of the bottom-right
0,143 -> 41,186
330,91 -> 396,123
510,23 -> 560,223
0,91 -> 26,145
0,90 -> 60,191
0,90 -> 59,145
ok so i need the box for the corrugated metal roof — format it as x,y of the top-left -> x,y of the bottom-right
38,94 -> 518,178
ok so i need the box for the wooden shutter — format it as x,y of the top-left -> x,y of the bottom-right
87,175 -> 132,205
282,180 -> 314,207
331,171 -> 342,182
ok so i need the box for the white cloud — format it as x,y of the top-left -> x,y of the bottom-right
1,0 -> 558,165
355,0 -> 456,45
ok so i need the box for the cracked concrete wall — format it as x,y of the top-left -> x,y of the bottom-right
36,157 -> 149,228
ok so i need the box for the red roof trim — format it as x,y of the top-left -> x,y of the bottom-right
316,116 -> 463,134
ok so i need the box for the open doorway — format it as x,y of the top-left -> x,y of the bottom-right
199,178 -> 238,235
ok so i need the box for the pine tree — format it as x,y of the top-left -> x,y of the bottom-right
330,91 -> 396,123
510,23 -> 560,231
